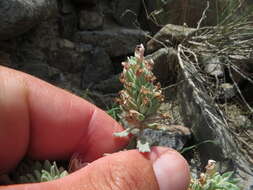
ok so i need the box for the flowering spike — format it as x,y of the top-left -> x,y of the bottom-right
114,44 -> 164,152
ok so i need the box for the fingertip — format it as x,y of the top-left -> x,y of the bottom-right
150,147 -> 190,190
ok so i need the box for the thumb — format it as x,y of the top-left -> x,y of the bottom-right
1,147 -> 190,190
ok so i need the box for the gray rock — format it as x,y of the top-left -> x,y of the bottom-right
81,47 -> 114,88
79,10 -> 104,30
49,41 -> 91,73
74,28 -> 147,57
93,74 -> 122,93
220,83 -> 235,99
233,114 -> 252,128
57,0 -> 77,38
177,51 -> 253,190
203,56 -> 224,77
21,62 -> 50,80
58,39 -> 75,49
0,0 -> 57,40
112,0 -> 141,28
60,0 -> 74,14
147,24 -> 196,52
139,125 -> 190,151
72,0 -> 98,5
0,52 -> 12,67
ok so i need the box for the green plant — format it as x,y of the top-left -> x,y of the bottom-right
114,44 -> 164,152
189,160 -> 240,190
106,104 -> 122,121
12,160 -> 68,183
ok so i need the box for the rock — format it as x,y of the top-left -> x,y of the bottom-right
58,3 -> 77,39
93,74 -> 122,93
202,56 -> 224,78
139,0 -> 224,34
74,28 -> 147,57
60,0 -> 74,14
72,0 -> 98,5
220,83 -> 235,100
145,47 -> 178,83
233,114 -> 252,128
146,24 -> 196,52
177,51 -> 253,190
58,39 -> 75,49
0,0 -> 57,40
79,10 -> 104,30
76,90 -> 115,109
21,62 -> 50,80
111,0 -> 141,28
0,52 -> 12,67
139,125 -> 190,151
49,42 -> 91,73
81,47 -> 114,88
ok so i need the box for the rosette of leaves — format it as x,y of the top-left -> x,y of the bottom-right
12,159 -> 68,183
189,160 -> 240,190
114,44 -> 164,152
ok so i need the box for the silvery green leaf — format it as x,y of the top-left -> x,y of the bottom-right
114,128 -> 131,137
50,164 -> 56,177
137,139 -> 151,152
41,170 -> 52,181
60,171 -> 69,178
130,128 -> 140,135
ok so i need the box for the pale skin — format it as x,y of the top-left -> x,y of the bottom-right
0,66 -> 190,190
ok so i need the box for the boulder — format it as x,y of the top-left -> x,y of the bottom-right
111,0 -> 142,28
0,0 -> 57,40
147,24 -> 196,52
93,74 -> 122,93
58,0 -> 77,39
72,0 -> 98,5
81,47 -> 114,88
140,125 -> 191,151
75,28 -> 147,57
48,39 -> 91,73
79,9 -> 104,30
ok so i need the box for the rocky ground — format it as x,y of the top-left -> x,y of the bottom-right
0,0 -> 253,189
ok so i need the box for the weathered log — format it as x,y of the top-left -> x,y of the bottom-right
0,0 -> 57,40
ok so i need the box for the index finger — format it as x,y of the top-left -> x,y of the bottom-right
0,66 -> 127,173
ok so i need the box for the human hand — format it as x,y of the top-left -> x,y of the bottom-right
0,66 -> 190,190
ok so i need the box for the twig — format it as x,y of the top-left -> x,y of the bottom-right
197,1 -> 210,29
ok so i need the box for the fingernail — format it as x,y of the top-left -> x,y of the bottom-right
150,147 -> 189,190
